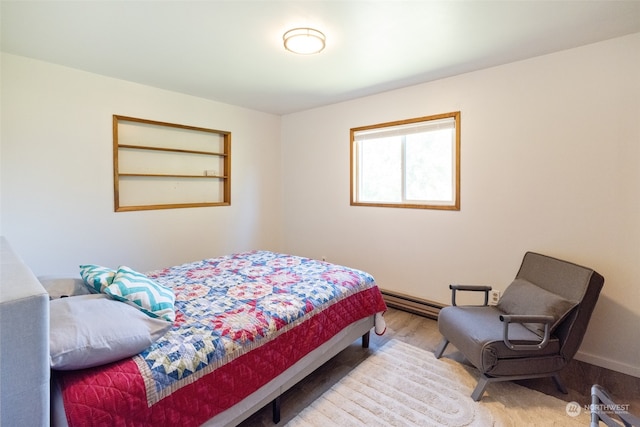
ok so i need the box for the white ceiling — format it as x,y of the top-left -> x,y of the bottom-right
2,1 -> 639,115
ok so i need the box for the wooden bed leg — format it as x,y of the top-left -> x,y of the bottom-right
362,331 -> 370,348
272,395 -> 281,424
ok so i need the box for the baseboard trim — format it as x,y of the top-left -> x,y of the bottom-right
381,289 -> 444,320
575,350 -> 640,378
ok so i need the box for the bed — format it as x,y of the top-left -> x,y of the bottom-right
43,249 -> 387,426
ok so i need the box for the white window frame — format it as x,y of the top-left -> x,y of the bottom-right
350,111 -> 460,210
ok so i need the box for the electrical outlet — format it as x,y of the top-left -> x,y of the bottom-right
488,290 -> 501,306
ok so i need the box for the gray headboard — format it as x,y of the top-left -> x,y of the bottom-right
0,237 -> 50,426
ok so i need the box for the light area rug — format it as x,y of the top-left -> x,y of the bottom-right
285,339 -> 590,426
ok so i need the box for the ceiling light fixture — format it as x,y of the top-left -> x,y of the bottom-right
283,27 -> 326,55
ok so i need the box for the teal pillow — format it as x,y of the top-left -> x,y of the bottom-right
79,264 -> 116,293
104,266 -> 176,322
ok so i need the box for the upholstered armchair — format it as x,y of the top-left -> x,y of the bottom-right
435,252 -> 604,401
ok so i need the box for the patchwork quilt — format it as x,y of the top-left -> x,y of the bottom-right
56,251 -> 387,426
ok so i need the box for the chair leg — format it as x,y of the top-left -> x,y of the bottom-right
470,372 -> 567,402
552,373 -> 568,394
434,338 -> 449,359
472,375 -> 490,401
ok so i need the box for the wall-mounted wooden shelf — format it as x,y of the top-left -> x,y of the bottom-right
118,174 -> 229,179
113,115 -> 231,212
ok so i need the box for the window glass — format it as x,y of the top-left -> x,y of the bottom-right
351,112 -> 460,210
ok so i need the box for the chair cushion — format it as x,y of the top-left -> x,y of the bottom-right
497,278 -> 577,336
438,305 -> 561,375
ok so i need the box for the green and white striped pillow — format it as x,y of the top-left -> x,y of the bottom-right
104,266 -> 176,322
79,264 -> 116,293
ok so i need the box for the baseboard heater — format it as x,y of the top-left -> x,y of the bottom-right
380,290 -> 444,320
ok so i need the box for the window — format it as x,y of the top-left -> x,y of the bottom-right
351,111 -> 460,210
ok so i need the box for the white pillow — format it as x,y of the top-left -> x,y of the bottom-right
50,294 -> 172,370
38,275 -> 91,299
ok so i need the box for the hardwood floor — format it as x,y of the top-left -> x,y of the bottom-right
239,308 -> 640,426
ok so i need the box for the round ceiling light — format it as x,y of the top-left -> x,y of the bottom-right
283,27 -> 326,55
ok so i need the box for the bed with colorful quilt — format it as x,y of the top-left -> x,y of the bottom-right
48,250 -> 387,426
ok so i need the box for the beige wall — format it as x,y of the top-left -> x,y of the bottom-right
281,33 -> 640,376
1,53 -> 284,274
